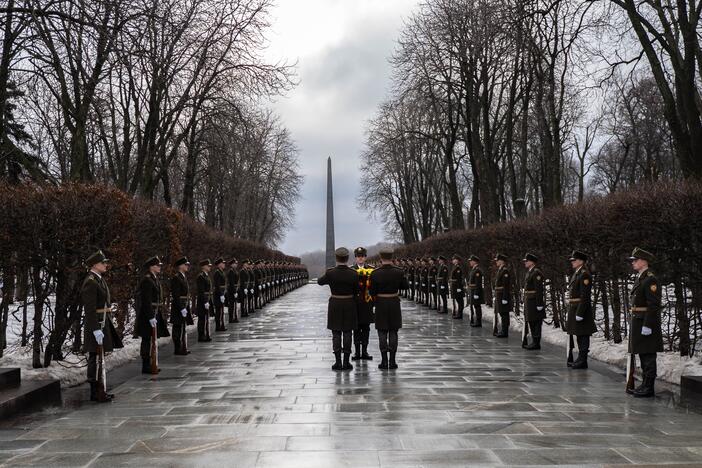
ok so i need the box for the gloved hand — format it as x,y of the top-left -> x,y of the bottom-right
537,306 -> 544,311
258,285 -> 262,290
220,295 -> 225,303
457,289 -> 462,293
235,293 -> 238,299
501,299 -> 508,305
204,303 -> 210,310
641,326 -> 652,336
576,315 -> 584,322
149,318 -> 157,328
181,308 -> 187,317
93,330 -> 104,345
473,295 -> 479,299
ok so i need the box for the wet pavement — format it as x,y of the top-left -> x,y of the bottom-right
2,284 -> 702,467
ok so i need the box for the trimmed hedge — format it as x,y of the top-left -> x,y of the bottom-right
395,181 -> 702,356
0,183 -> 299,366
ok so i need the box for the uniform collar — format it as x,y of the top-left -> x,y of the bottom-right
90,269 -> 102,279
638,268 -> 649,279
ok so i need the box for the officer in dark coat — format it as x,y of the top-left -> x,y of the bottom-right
80,250 -> 123,402
170,256 -> 194,355
196,259 -> 213,342
566,250 -> 596,369
318,247 -> 359,371
437,256 -> 450,314
467,255 -> 484,327
134,256 -> 170,373
370,248 -> 409,370
213,257 -> 227,331
522,253 -> 545,350
351,247 -> 374,361
428,258 -> 438,310
627,247 -> 663,397
239,259 -> 250,317
227,258 -> 240,323
493,253 -> 512,338
450,254 -> 465,319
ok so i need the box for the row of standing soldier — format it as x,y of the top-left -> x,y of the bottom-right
81,250 -> 308,403
390,248 -> 662,399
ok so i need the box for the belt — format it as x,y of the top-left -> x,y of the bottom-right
568,298 -> 581,303
151,302 -> 164,307
203,292 -> 212,297
179,296 -> 190,300
95,308 -> 111,314
331,294 -> 354,299
468,284 -> 477,287
377,293 -> 399,298
494,287 -> 505,290
631,307 -> 648,313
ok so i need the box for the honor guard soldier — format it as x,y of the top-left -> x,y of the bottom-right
370,248 -> 409,370
239,259 -> 251,317
467,255 -> 484,327
227,259 -> 240,323
81,250 -> 123,402
437,256 -> 450,314
627,248 -> 663,397
407,259 -> 415,301
135,256 -> 170,374
213,257 -> 227,331
428,258 -> 438,310
493,253 -> 512,338
170,257 -> 193,355
196,259 -> 213,342
318,247 -> 359,371
566,250 -> 595,369
450,254 -> 465,319
351,247 -> 375,361
421,259 -> 429,305
522,253 -> 545,350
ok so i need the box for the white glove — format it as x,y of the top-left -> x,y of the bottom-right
473,295 -> 479,299
259,285 -> 262,290
501,299 -> 508,305
457,289 -> 462,293
235,293 -> 238,299
220,295 -> 225,303
537,306 -> 544,311
149,318 -> 157,328
181,308 -> 187,317
93,330 -> 104,345
576,315 -> 584,322
641,326 -> 652,336
204,303 -> 210,310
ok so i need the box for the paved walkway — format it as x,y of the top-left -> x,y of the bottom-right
2,284 -> 702,467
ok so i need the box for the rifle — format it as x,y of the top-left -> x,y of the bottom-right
521,318 -> 529,348
493,300 -> 499,336
96,343 -> 109,401
625,352 -> 636,393
150,323 -> 159,374
566,334 -> 574,365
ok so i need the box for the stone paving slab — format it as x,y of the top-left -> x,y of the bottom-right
1,284 -> 702,467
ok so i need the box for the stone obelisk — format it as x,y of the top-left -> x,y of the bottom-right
325,157 -> 336,269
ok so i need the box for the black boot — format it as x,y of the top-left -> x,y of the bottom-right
89,381 -> 97,401
378,352 -> 389,370
332,352 -> 342,371
342,353 -> 353,371
352,343 -> 361,361
526,337 -> 541,350
389,351 -> 398,369
361,344 -> 373,360
634,376 -> 655,398
141,359 -> 151,374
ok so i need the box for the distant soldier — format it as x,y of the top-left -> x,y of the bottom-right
239,259 -> 251,317
196,259 -> 213,342
437,256 -> 449,314
627,248 -> 662,398
522,253 -> 545,350
170,256 -> 193,355
407,259 -> 416,301
370,248 -> 409,370
227,258 -> 240,323
566,250 -> 595,369
493,253 -> 512,338
421,258 -> 429,305
318,247 -> 359,371
352,247 -> 375,361
81,250 -> 123,402
467,255 -> 484,327
135,256 -> 170,374
428,258 -> 438,310
213,257 -> 227,331
450,254 -> 465,319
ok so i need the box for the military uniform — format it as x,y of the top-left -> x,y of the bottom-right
467,255 -> 484,327
351,247 -> 374,361
450,255 -> 465,319
627,248 -> 663,397
213,258 -> 227,331
80,250 -> 123,402
566,250 -> 596,368
134,257 -> 170,374
437,256 -> 449,314
428,260 -> 438,309
493,254 -> 512,337
370,248 -> 409,370
227,260 -> 239,323
170,257 -> 193,356
318,247 -> 359,371
522,253 -> 545,350
196,260 -> 213,342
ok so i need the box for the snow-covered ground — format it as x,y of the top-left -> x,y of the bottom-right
479,305 -> 702,385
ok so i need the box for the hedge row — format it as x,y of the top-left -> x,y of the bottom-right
394,181 -> 702,356
0,183 -> 299,366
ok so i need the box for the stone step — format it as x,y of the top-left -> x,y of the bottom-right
0,378 -> 61,420
0,368 -> 21,389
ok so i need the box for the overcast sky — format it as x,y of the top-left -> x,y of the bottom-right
266,0 -> 419,256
